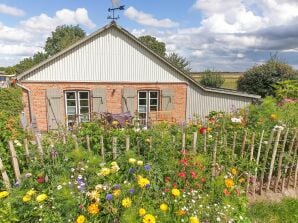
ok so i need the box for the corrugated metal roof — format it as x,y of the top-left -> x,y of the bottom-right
17,22 -> 260,99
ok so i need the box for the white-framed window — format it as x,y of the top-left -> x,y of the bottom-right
138,90 -> 159,126
65,91 -> 90,128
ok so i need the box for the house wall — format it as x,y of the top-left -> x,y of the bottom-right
22,82 -> 187,132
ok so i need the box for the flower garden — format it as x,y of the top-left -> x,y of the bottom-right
0,96 -> 297,223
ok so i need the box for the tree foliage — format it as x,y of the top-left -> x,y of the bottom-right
237,57 -> 298,97
274,80 -> 298,100
139,35 -> 166,57
200,69 -> 225,88
167,53 -> 191,72
45,25 -> 86,56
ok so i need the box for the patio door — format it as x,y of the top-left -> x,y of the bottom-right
138,91 -> 159,126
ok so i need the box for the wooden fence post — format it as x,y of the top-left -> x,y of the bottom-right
246,132 -> 255,193
203,131 -> 207,153
86,135 -> 91,152
112,137 -> 117,160
259,129 -> 275,194
0,157 -> 11,190
252,130 -> 264,196
241,130 -> 247,158
192,132 -> 198,154
72,135 -> 79,150
182,132 -> 186,151
294,157 -> 298,189
125,136 -> 130,151
266,128 -> 282,191
63,134 -> 66,145
274,128 -> 289,192
23,138 -> 30,163
8,141 -> 21,183
100,136 -> 105,161
149,136 -> 153,151
35,134 -> 44,159
212,133 -> 218,180
232,132 -> 237,161
287,141 -> 298,188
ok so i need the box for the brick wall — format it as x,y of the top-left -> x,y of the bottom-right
22,82 -> 188,131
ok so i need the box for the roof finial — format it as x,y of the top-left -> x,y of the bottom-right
107,0 -> 125,22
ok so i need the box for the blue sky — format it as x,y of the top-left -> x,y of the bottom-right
1,0 -> 298,71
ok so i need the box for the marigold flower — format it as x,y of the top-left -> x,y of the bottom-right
139,208 -> 146,216
239,178 -> 245,183
122,197 -> 132,208
171,188 -> 181,197
36,194 -> 47,202
225,178 -> 235,188
76,215 -> 86,223
231,168 -> 237,175
137,160 -> 144,166
89,190 -> 99,200
160,203 -> 168,212
113,189 -> 121,197
138,176 -> 150,188
189,216 -> 200,223
99,167 -> 111,176
22,195 -> 31,202
270,114 -> 277,120
88,203 -> 100,215
143,214 -> 156,223
176,209 -> 186,216
0,191 -> 9,199
129,158 -> 137,164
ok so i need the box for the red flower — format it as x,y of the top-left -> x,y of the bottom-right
37,177 -> 44,183
200,177 -> 206,183
165,177 -> 171,183
172,183 -> 177,188
223,188 -> 230,196
164,188 -> 169,192
199,127 -> 207,134
178,171 -> 187,179
181,149 -> 188,155
180,159 -> 188,166
195,183 -> 201,188
190,171 -> 198,179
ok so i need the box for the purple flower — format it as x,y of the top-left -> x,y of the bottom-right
145,184 -> 150,189
144,164 -> 151,171
113,184 -> 120,189
129,188 -> 135,194
129,168 -> 135,174
106,194 -> 113,201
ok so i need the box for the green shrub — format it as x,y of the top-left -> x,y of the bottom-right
0,87 -> 23,115
200,69 -> 225,88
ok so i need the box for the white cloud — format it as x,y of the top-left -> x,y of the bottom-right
124,7 -> 178,28
0,4 -> 25,17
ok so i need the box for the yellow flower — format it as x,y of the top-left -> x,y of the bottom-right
113,189 -> 121,197
189,216 -> 200,223
122,197 -> 132,208
88,203 -> 100,215
271,114 -> 277,120
139,208 -> 146,216
0,191 -> 9,199
225,178 -> 235,188
171,188 -> 181,197
129,158 -> 137,164
89,190 -> 99,200
137,160 -> 144,166
143,214 -> 156,223
160,203 -> 168,212
99,167 -> 111,176
138,176 -> 150,188
231,168 -> 237,175
239,178 -> 245,183
176,209 -> 186,216
112,120 -> 119,125
36,194 -> 47,202
76,215 -> 86,223
145,138 -> 151,143
26,189 -> 36,196
22,195 -> 31,202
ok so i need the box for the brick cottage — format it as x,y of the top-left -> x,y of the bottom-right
16,22 -> 260,132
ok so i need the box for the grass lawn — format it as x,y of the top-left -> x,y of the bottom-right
248,198 -> 298,223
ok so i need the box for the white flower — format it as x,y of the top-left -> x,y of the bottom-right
273,125 -> 284,131
57,185 -> 62,190
239,216 -> 243,220
231,117 -> 242,123
77,175 -> 82,179
216,217 -> 221,222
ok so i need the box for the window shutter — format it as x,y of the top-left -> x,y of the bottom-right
122,88 -> 137,114
46,88 -> 63,130
92,89 -> 106,113
162,89 -> 174,111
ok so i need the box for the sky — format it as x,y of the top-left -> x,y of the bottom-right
1,0 -> 298,71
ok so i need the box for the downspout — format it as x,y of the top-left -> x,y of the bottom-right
16,83 -> 34,123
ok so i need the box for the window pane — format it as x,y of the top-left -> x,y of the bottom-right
150,99 -> 158,106
139,92 -> 147,98
80,100 -> 89,106
80,114 -> 89,122
138,106 -> 146,113
66,92 -> 76,99
139,113 -> 146,119
67,107 -> 76,114
150,106 -> 158,111
139,99 -> 146,105
79,92 -> 89,99
150,92 -> 158,98
80,107 -> 89,114
67,100 -> 76,106
67,115 -> 76,121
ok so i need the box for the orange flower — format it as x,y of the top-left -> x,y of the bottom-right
224,178 -> 235,188
88,203 -> 99,215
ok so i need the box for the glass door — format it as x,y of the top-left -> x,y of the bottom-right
138,91 -> 159,127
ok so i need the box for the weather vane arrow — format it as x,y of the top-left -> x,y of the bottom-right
108,0 -> 125,21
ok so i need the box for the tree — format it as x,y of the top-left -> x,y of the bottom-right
167,53 -> 191,72
45,25 -> 86,56
237,57 -> 298,97
200,69 -> 225,88
138,35 -> 166,57
14,52 -> 48,74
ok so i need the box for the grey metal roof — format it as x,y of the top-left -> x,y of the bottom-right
17,22 -> 260,99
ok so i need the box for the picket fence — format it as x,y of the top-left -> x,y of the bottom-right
0,128 -> 297,197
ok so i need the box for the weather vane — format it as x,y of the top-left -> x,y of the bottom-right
108,0 -> 125,21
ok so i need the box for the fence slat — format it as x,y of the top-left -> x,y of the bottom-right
8,141 -> 21,183
252,130 -> 264,196
203,131 -> 207,153
287,141 -> 298,188
192,132 -> 198,154
72,135 -> 79,150
274,128 -> 289,192
212,133 -> 218,180
0,157 -> 11,190
126,136 -> 130,151
232,131 -> 237,161
241,130 -> 247,158
246,132 -> 255,193
284,131 -> 297,189
100,136 -> 105,161
182,132 -> 186,151
86,135 -> 91,152
266,129 -> 282,191
23,138 -> 30,163
112,137 -> 117,160
35,134 -> 44,159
